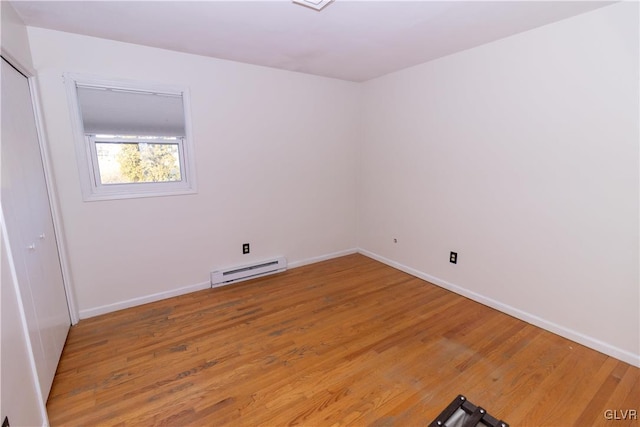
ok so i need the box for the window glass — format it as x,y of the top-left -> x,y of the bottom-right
94,136 -> 182,185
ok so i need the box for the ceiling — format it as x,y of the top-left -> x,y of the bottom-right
11,1 -> 614,82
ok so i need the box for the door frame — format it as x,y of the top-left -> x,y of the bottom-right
1,49 -> 79,324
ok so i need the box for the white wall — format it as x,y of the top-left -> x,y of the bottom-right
27,28 -> 361,317
360,2 -> 639,365
1,3 -> 47,424
0,0 -> 33,70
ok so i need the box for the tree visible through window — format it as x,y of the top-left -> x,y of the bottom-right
94,136 -> 182,185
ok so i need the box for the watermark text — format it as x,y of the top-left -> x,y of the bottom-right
604,409 -> 637,421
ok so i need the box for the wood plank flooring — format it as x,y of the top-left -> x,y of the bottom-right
47,254 -> 639,426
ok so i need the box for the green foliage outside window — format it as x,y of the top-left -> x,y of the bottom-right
95,140 -> 181,185
117,143 -> 181,183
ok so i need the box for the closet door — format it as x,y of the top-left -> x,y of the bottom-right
1,57 -> 70,399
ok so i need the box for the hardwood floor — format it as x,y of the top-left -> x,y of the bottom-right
47,254 -> 639,426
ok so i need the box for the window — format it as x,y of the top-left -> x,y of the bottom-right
92,136 -> 183,184
65,75 -> 196,201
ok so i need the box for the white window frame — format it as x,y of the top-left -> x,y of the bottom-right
65,73 -> 197,201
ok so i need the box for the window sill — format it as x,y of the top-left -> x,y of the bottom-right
82,186 -> 197,202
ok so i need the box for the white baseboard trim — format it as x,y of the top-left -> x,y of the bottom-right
79,248 -> 359,319
358,249 -> 640,368
79,281 -> 211,319
288,248 -> 359,269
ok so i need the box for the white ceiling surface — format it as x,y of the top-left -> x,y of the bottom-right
12,1 -> 613,82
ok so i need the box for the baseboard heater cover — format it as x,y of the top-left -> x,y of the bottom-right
210,256 -> 287,287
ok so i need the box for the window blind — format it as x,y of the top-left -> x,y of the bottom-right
76,85 -> 186,137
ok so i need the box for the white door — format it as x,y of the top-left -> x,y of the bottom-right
1,57 -> 71,399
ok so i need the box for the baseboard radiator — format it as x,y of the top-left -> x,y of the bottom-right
210,256 -> 287,287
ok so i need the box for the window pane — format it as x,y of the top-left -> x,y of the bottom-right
95,141 -> 182,184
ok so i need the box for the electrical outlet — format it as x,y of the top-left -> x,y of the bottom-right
242,243 -> 250,254
450,251 -> 458,264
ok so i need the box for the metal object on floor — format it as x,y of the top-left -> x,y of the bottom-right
429,395 -> 509,427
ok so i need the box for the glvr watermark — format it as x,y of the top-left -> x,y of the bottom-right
604,409 -> 637,421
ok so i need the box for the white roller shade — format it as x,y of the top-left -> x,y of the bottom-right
76,85 -> 185,137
